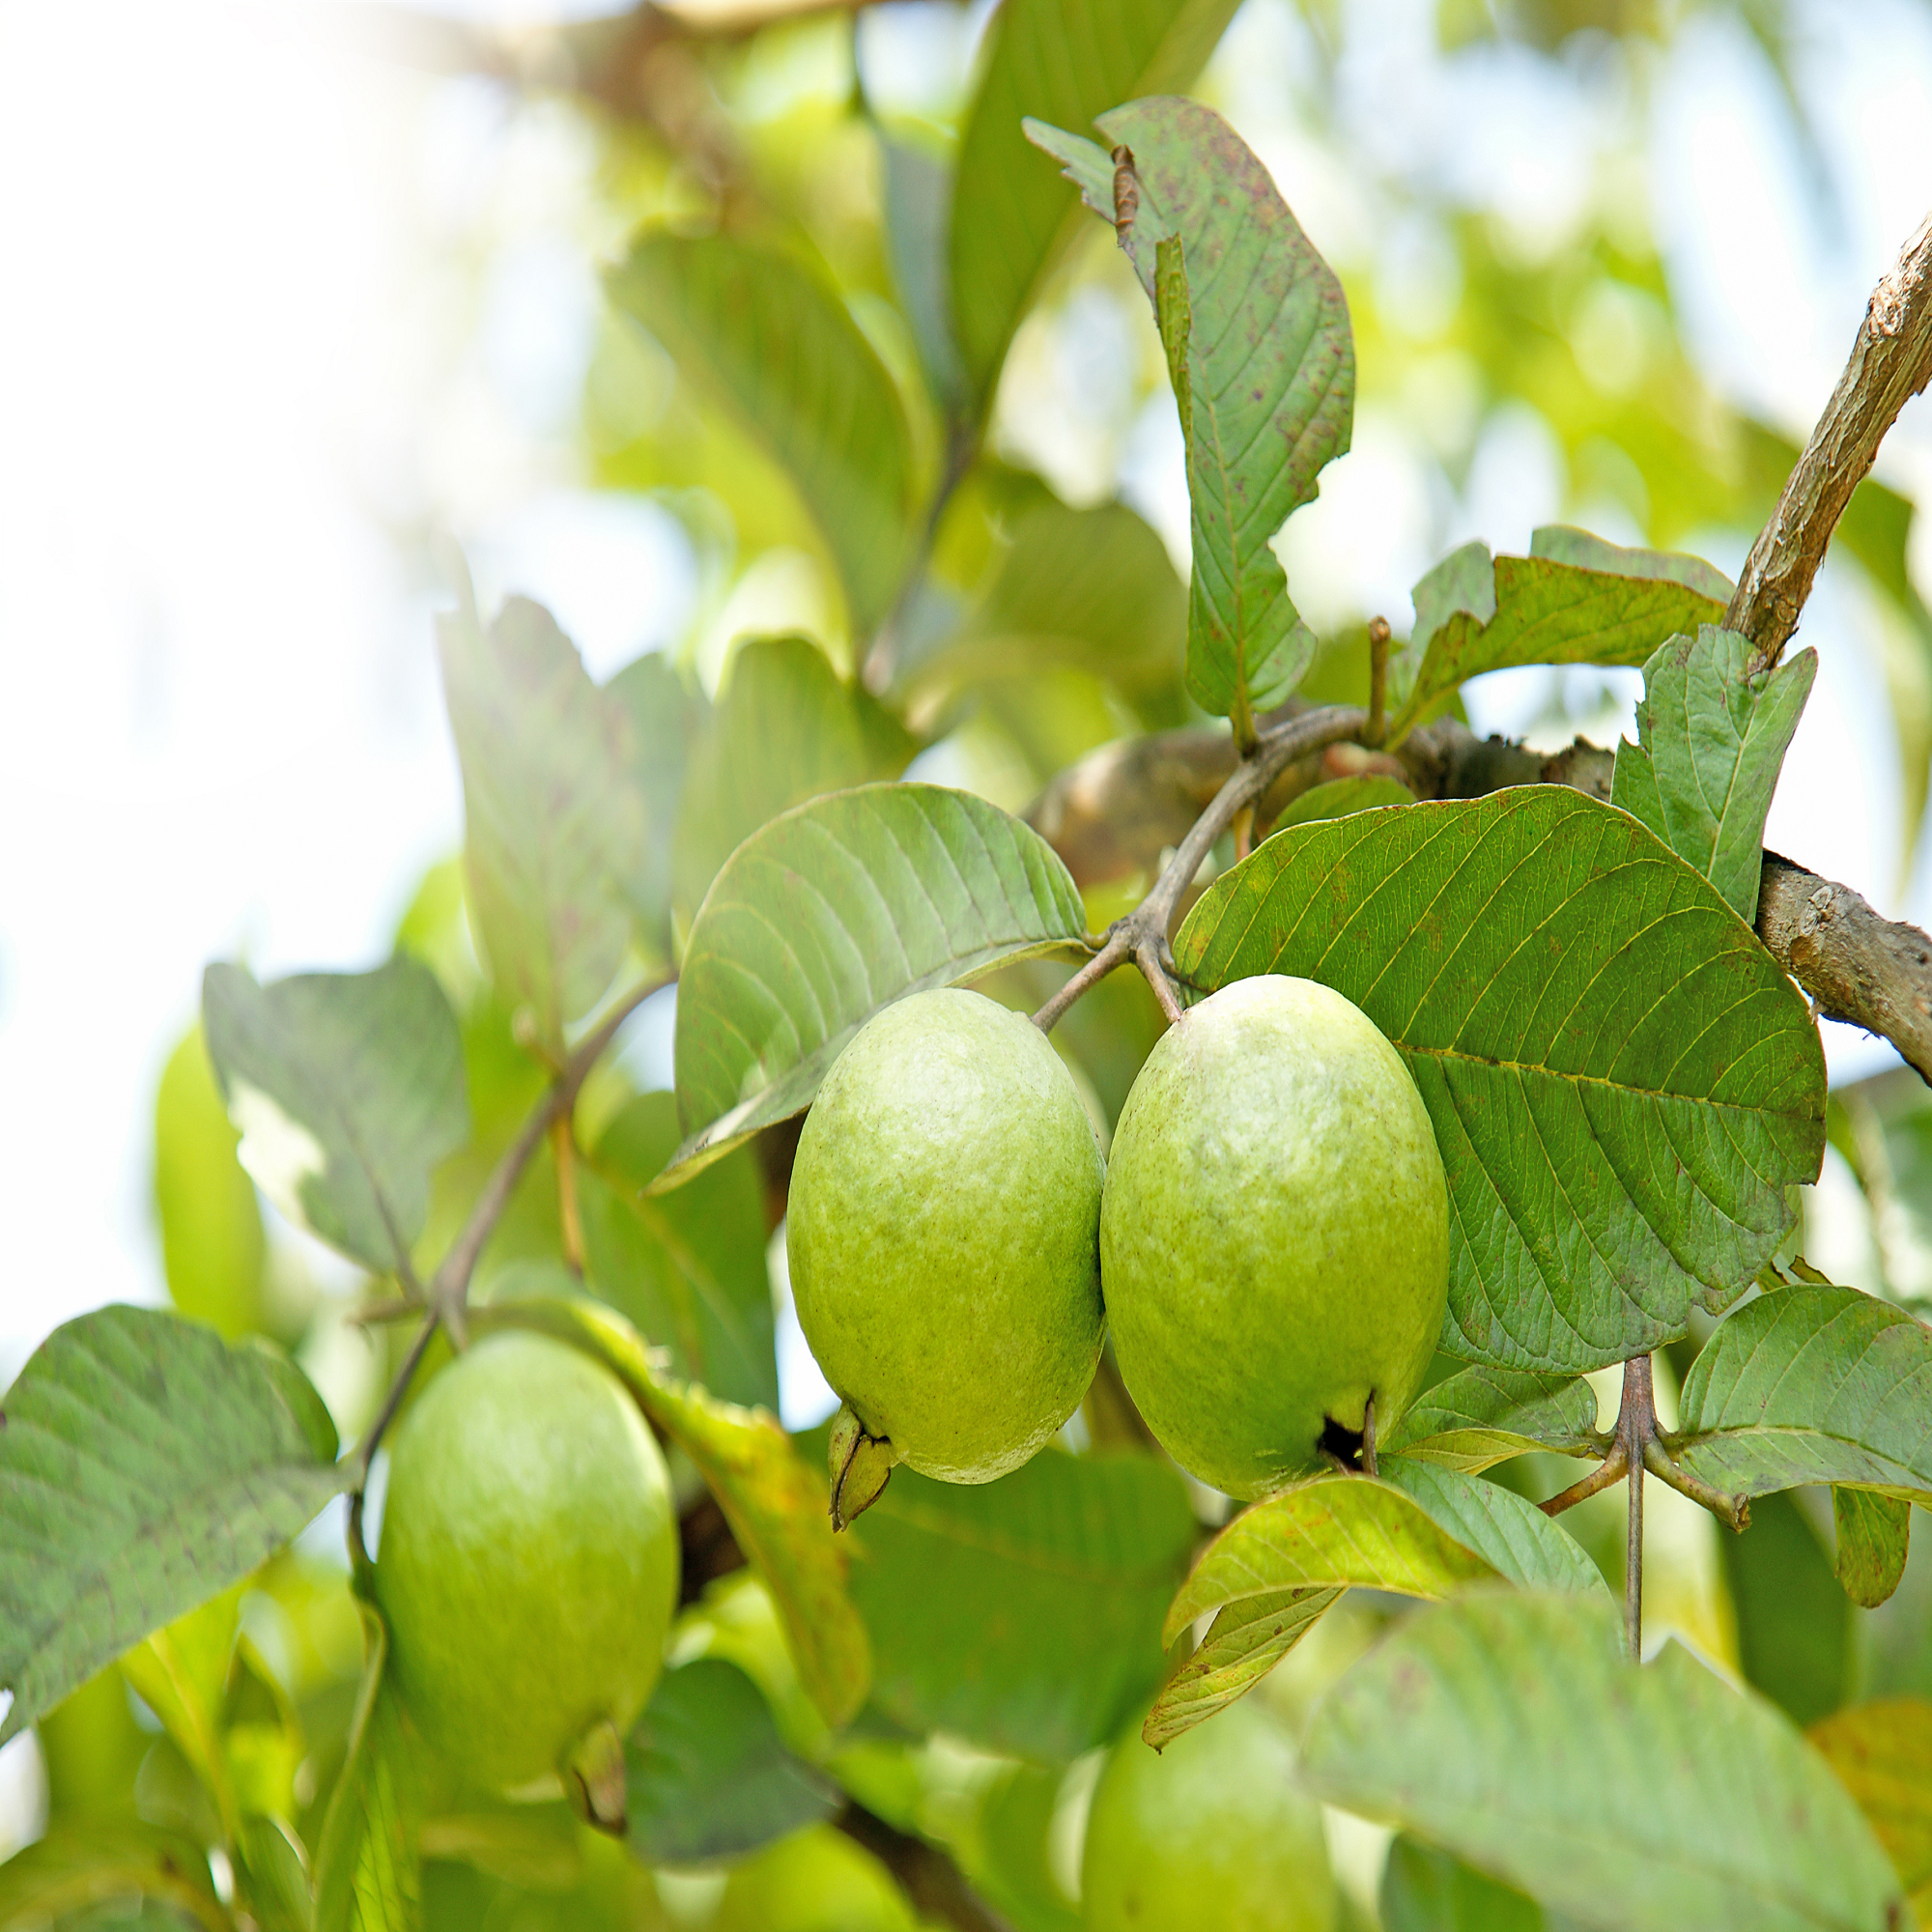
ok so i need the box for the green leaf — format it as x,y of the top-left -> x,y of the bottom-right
671,636 -> 917,923
471,1293 -> 870,1729
154,1024 -> 267,1341
1377,1459 -> 1610,1598
608,650 -> 708,962
666,782 -> 1091,1186
1387,530 -> 1729,742
848,1449 -> 1195,1761
314,1602 -> 421,1932
878,132 -> 969,419
203,959 -> 469,1275
1807,1697 -> 1932,1914
896,498 -> 1184,706
1302,1591 -> 1905,1932
0,1306 -> 343,1745
1380,1367 -> 1604,1472
437,588 -> 647,1052
579,1092 -> 778,1413
0,1824 -> 230,1932
1029,99 -> 1351,737
1835,1487 -> 1913,1609
1161,1473 -> 1498,1645
1610,627 -> 1816,923
1379,1835 -> 1554,1932
1266,775 -> 1416,833
1173,788 -> 1827,1373
625,1658 -> 838,1864
1676,1283 -> 1932,1504
1141,1587 -> 1341,1749
120,1591 -> 246,1847
1718,1488 -> 1852,1729
608,233 -> 915,633
949,0 -> 1240,409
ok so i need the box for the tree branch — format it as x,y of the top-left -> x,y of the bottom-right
834,1804 -> 1017,1932
1726,211 -> 1932,672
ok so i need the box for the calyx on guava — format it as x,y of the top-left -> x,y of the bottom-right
1082,1696 -> 1335,1932
374,1328 -> 678,1819
786,986 -> 1105,1519
1099,974 -> 1448,1498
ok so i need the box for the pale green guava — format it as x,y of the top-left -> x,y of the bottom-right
787,986 -> 1105,1487
1099,975 -> 1448,1498
1082,1698 -> 1336,1932
375,1329 -> 679,1799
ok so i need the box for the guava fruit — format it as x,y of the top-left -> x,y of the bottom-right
787,987 -> 1105,1507
1099,975 -> 1448,1498
1082,1698 -> 1335,1932
375,1329 -> 679,1808
711,1824 -> 919,1932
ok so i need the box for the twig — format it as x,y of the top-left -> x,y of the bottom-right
554,1114 -> 585,1275
1726,211 -> 1932,672
1619,1353 -> 1651,1662
834,1803 -> 1017,1932
1539,1435 -> 1630,1518
347,1310 -> 444,1572
1365,615 -> 1391,748
1641,1437 -> 1748,1533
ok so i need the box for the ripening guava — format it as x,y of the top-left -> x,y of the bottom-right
375,1329 -> 679,1802
787,987 -> 1105,1492
1081,1699 -> 1335,1932
711,1825 -> 919,1932
1099,975 -> 1448,1497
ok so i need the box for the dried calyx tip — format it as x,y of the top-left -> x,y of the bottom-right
829,1401 -> 897,1531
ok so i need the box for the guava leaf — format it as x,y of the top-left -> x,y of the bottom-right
1833,1488 -> 1913,1608
1718,1487 -> 1850,1729
625,1658 -> 838,1865
119,1591 -> 246,1846
1141,1586 -> 1341,1749
879,132 -> 969,417
0,1824 -> 231,1931
666,782 -> 1091,1188
1807,1697 -> 1932,1916
1380,1367 -> 1605,1472
949,0 -> 1241,409
1380,1835 -> 1564,1932
1675,1282 -> 1932,1504
849,1448 -> 1195,1761
671,635 -> 917,923
1385,529 -> 1729,742
1266,775 -> 1416,832
608,234 -> 915,633
202,958 -> 469,1275
579,1093 -> 779,1413
471,1294 -> 870,1729
315,1600 -> 421,1932
1161,1473 -> 1498,1646
1611,627 -> 1816,923
0,1305 -> 344,1744
608,649 -> 709,962
1028,99 -> 1350,737
1301,1591 -> 1904,1932
1173,788 -> 1827,1374
1377,1459 -> 1609,1599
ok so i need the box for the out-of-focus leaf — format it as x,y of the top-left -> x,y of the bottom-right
879,132 -> 969,419
1808,1697 -> 1932,1917
314,1602 -> 420,1932
1835,1487 -> 1913,1608
608,650 -> 708,962
1718,1488 -> 1852,1729
1380,1367 -> 1604,1472
120,1592 -> 245,1844
0,1306 -> 342,1744
1030,100 -> 1350,736
471,1294 -> 870,1728
666,783 -> 1090,1185
609,234 -> 915,633
949,0 -> 1241,410
1265,776 -> 1415,833
203,960 -> 468,1275
671,636 -> 916,923
1611,627 -> 1815,923
1387,530 -> 1728,741
625,1658 -> 838,1864
849,1449 -> 1194,1761
240,1816 -> 315,1932
1174,789 -> 1825,1373
415,1805 -> 581,1893
579,1092 -> 778,1412
154,1024 -> 266,1341
1676,1283 -> 1932,1503
1379,1834 -> 1552,1932
438,590 -> 646,1053
1302,1591 -> 1905,1932
1377,1460 -> 1609,1598
0,1824 -> 230,1931
1142,1587 -> 1340,1749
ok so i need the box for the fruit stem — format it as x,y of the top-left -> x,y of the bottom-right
1360,1394 -> 1378,1477
1620,1352 -> 1649,1662
1365,615 -> 1391,749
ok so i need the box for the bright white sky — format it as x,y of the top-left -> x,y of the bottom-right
2,0 -> 1930,1399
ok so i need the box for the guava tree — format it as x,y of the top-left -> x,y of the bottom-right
6,4 -> 1932,1931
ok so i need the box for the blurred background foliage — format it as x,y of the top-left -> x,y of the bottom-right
7,0 -> 1932,1925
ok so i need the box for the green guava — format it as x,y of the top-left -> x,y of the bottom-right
711,1824 -> 919,1932
787,987 -> 1105,1493
1099,975 -> 1448,1497
375,1329 -> 679,1802
1082,1698 -> 1335,1932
